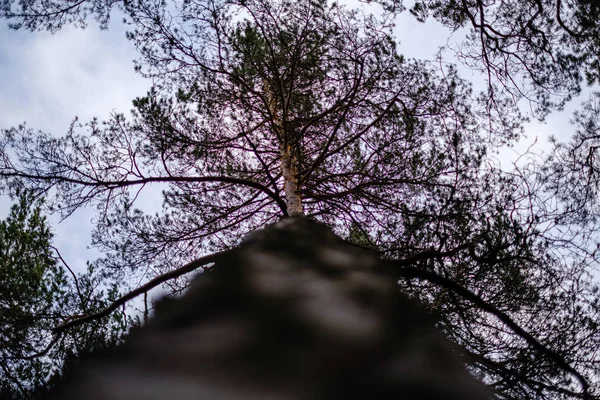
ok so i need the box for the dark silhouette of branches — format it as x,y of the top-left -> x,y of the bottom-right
53,249 -> 230,333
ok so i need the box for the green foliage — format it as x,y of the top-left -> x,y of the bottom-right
0,193 -> 64,396
1,0 -> 600,398
0,194 -> 129,398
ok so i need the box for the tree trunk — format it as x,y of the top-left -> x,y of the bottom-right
265,78 -> 303,216
280,143 -> 303,216
49,218 -> 492,400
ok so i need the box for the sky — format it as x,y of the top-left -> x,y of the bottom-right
0,16 -> 149,270
0,5 -> 588,279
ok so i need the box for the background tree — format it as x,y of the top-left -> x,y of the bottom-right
0,0 -> 599,399
409,0 -> 600,117
537,92 -> 600,228
0,194 -> 129,398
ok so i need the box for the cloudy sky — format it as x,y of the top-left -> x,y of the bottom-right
0,15 -> 149,269
0,6 -> 586,276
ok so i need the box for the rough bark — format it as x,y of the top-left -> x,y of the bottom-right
47,218 -> 492,400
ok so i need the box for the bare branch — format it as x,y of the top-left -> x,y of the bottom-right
391,263 -> 592,398
53,249 -> 232,333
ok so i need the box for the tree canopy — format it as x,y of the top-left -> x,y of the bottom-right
1,0 -> 600,399
0,194 -> 128,398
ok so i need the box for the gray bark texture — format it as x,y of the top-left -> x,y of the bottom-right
48,217 -> 491,400
280,146 -> 303,216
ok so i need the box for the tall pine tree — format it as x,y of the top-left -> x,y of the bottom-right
0,0 -> 599,398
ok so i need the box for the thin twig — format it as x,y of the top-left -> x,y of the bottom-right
51,245 -> 87,312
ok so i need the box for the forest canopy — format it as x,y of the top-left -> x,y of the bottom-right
1,0 -> 600,399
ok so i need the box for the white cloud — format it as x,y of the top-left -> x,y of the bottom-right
0,19 -> 149,272
1,23 -> 148,132
394,11 -> 451,60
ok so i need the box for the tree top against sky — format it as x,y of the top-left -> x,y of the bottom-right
1,0 -> 600,399
2,0 -> 600,118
